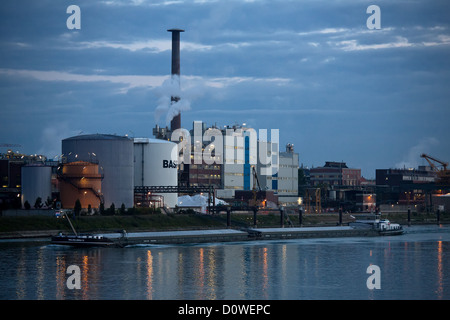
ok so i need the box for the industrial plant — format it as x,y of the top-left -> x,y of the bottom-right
0,29 -> 449,217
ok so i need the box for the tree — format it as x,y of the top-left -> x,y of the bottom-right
24,200 -> 31,210
34,197 -> 43,209
74,199 -> 82,217
45,196 -> 53,209
109,203 -> 115,215
120,203 -> 126,215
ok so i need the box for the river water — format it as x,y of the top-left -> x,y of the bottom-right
0,225 -> 449,300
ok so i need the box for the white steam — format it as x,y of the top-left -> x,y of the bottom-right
38,122 -> 79,158
395,137 -> 439,169
154,75 -> 192,126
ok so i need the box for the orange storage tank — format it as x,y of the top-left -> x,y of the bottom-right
58,161 -> 103,210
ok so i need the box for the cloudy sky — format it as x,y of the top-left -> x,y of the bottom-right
1,0 -> 449,178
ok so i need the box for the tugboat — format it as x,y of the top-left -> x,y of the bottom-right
51,210 -> 115,247
51,233 -> 115,247
376,219 -> 404,235
350,213 -> 404,235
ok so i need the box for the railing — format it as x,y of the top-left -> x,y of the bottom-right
134,185 -> 214,194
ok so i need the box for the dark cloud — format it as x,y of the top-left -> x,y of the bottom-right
0,0 -> 449,177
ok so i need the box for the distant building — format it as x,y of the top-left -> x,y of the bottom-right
0,150 -> 59,210
376,166 -> 436,186
375,166 -> 436,206
221,124 -> 255,191
179,122 -> 258,192
310,161 -> 361,187
177,121 -> 224,189
259,144 -> 299,206
187,163 -> 222,188
156,120 -> 298,207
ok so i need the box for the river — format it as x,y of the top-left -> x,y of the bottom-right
0,224 -> 449,300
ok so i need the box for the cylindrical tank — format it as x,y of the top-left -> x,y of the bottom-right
62,134 -> 134,208
134,138 -> 178,208
58,161 -> 103,209
21,165 -> 52,208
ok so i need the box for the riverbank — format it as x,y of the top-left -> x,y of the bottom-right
0,211 -> 447,240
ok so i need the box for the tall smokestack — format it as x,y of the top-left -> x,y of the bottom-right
168,28 -> 184,131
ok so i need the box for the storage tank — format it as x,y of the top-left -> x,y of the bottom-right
62,134 -> 134,208
21,164 -> 52,208
58,161 -> 103,209
134,138 -> 178,208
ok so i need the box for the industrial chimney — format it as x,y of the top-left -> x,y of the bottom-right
168,28 -> 184,131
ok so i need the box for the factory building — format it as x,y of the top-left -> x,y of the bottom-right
186,164 -> 222,189
257,143 -> 298,206
181,122 -> 261,198
176,121 -> 299,207
1,150 -> 58,210
177,121 -> 222,189
176,122 -> 258,193
276,144 -> 299,206
62,134 -> 134,209
376,166 -> 436,206
222,124 -> 256,192
376,166 -> 436,186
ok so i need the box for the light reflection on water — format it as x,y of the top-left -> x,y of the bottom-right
0,225 -> 449,300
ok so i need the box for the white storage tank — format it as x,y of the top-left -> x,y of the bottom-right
62,134 -> 134,209
134,138 -> 178,208
21,164 -> 52,208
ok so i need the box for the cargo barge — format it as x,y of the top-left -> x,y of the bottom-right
50,212 -> 403,247
51,225 -> 395,247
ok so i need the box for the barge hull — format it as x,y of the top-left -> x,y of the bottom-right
103,227 -> 383,247
247,227 -> 380,240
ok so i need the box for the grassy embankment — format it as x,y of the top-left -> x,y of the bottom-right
0,210 -> 447,236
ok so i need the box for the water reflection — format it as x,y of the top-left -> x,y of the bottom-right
15,247 -> 27,299
1,226 -> 449,300
436,241 -> 443,300
149,250 -> 153,300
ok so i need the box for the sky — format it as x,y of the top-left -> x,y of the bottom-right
1,0 -> 449,178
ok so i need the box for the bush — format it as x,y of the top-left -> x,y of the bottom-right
34,197 -> 43,209
177,208 -> 196,215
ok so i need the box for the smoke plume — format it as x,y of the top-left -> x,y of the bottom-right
395,137 -> 439,169
154,75 -> 191,125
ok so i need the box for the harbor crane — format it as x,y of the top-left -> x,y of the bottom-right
420,153 -> 450,186
251,166 -> 263,207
